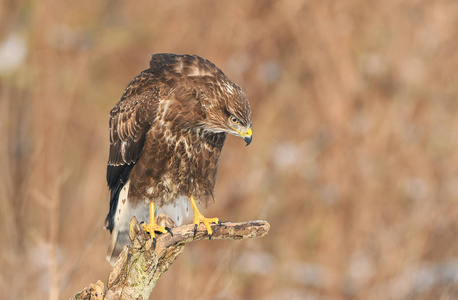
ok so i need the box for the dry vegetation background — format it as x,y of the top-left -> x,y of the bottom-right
1,0 -> 457,299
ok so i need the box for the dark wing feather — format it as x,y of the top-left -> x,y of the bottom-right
105,71 -> 160,232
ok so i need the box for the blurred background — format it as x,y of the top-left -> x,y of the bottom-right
1,0 -> 457,299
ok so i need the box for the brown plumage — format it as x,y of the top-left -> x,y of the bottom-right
105,54 -> 252,264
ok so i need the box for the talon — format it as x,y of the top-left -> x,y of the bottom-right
153,237 -> 156,248
193,224 -> 198,238
165,227 -> 173,237
218,220 -> 222,226
209,234 -> 212,241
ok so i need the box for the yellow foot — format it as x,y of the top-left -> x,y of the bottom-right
141,221 -> 169,236
193,213 -> 221,240
189,196 -> 222,240
141,221 -> 172,247
142,202 -> 173,247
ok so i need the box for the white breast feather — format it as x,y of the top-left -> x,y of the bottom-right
156,196 -> 192,226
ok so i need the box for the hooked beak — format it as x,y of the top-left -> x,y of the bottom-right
231,127 -> 253,146
243,132 -> 252,146
242,128 -> 253,146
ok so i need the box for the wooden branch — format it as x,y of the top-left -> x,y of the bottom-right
73,218 -> 270,300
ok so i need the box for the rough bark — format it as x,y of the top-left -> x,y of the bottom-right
73,218 -> 270,300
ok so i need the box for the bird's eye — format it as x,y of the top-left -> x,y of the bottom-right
230,116 -> 239,124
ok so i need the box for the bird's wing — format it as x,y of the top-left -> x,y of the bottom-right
105,70 -> 161,231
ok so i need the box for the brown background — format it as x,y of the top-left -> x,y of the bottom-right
1,1 -> 457,299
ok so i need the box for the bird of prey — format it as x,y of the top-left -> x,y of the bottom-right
105,53 -> 253,264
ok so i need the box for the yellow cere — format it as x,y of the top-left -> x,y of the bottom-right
231,127 -> 253,137
245,128 -> 252,137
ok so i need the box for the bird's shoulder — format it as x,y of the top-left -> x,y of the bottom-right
111,70 -> 163,114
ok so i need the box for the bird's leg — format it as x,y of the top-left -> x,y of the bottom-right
142,201 -> 172,246
189,195 -> 221,240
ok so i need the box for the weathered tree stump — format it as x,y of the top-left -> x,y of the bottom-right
73,217 -> 270,300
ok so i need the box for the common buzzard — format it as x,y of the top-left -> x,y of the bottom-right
105,53 -> 253,264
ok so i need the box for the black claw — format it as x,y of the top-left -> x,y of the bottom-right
165,227 -> 173,237
193,224 -> 198,238
153,237 -> 156,248
218,220 -> 222,226
208,234 -> 212,241
140,221 -> 145,225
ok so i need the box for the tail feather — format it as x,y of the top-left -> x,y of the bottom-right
106,227 -> 130,266
105,180 -> 149,265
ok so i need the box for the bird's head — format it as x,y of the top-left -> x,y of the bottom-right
201,81 -> 253,146
226,110 -> 252,146
173,54 -> 252,145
